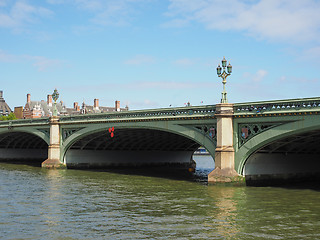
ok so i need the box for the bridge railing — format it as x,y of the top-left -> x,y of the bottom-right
3,97 -> 319,126
59,105 -> 216,122
234,97 -> 320,115
0,117 -> 49,127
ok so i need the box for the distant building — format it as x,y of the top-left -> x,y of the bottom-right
78,99 -> 128,114
14,106 -> 24,119
23,94 -> 66,119
0,91 -> 12,116
23,93 -> 128,119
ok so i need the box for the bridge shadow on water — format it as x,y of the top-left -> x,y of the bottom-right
0,159 -> 44,167
248,183 -> 320,192
246,177 -> 320,192
0,159 -> 206,182
1,159 -> 319,190
74,167 -> 210,183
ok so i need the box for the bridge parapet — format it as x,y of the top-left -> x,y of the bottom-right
0,117 -> 49,127
234,97 -> 320,115
59,105 -> 216,123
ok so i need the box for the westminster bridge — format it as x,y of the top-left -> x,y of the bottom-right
1,97 -> 320,184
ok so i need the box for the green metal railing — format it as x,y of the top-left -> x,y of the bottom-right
1,97 -> 320,127
234,97 -> 320,115
0,117 -> 49,127
59,105 -> 216,123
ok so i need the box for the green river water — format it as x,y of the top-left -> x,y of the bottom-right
0,157 -> 320,240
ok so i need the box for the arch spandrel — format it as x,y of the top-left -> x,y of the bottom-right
235,115 -> 320,174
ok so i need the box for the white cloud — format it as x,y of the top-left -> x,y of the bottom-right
0,0 -> 8,7
0,49 -> 18,62
65,80 -> 218,92
303,47 -> 320,60
0,0 -> 53,28
173,58 -> 196,66
47,0 -> 150,26
243,69 -> 268,82
26,55 -> 64,71
165,0 -> 320,43
132,81 -> 194,89
124,55 -> 156,65
161,18 -> 189,28
253,69 -> 268,82
0,49 -> 65,71
126,81 -> 218,90
125,99 -> 160,109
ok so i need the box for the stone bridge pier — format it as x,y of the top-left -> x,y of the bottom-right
208,103 -> 242,183
42,116 -> 66,169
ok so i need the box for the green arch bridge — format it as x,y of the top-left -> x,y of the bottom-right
1,97 -> 320,184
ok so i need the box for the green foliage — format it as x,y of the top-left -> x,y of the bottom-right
0,113 -> 17,121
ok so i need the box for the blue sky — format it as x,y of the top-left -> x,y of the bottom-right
1,0 -> 320,110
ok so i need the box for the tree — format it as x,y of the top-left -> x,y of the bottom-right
0,113 -> 17,121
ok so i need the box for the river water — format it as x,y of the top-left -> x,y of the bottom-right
0,156 -> 320,240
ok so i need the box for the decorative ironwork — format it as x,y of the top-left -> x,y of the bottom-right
0,118 -> 49,127
192,124 -> 217,145
234,98 -> 320,115
52,88 -> 59,117
238,123 -> 282,147
62,128 -> 84,141
52,89 -> 59,103
60,106 -> 216,123
217,57 -> 232,103
37,129 -> 50,138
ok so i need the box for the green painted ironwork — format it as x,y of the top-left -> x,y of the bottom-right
234,115 -> 320,174
0,118 -> 49,127
59,105 -> 216,123
37,129 -> 50,139
52,88 -> 59,117
217,57 -> 232,103
192,125 -> 217,144
238,123 -> 282,147
234,97 -> 320,115
62,128 -> 84,141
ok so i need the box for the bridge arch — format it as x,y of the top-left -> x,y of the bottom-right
61,122 -> 216,168
236,116 -> 320,176
0,128 -> 50,145
0,129 -> 49,163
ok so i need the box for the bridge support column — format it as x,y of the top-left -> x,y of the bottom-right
42,116 -> 66,169
208,103 -> 243,184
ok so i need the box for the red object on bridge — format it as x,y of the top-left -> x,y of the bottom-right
108,127 -> 115,137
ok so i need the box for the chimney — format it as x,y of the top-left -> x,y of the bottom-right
47,95 -> 53,107
74,102 -> 78,109
115,100 -> 120,112
94,99 -> 99,109
27,94 -> 31,103
0,91 -> 3,99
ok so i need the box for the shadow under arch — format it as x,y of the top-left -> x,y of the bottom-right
0,130 -> 49,166
61,123 -> 216,170
235,117 -> 320,185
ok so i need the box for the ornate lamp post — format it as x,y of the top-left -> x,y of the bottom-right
52,88 -> 59,117
217,57 -> 232,103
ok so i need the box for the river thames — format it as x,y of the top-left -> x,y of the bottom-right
0,156 -> 319,240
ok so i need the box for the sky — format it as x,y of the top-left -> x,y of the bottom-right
1,0 -> 320,110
